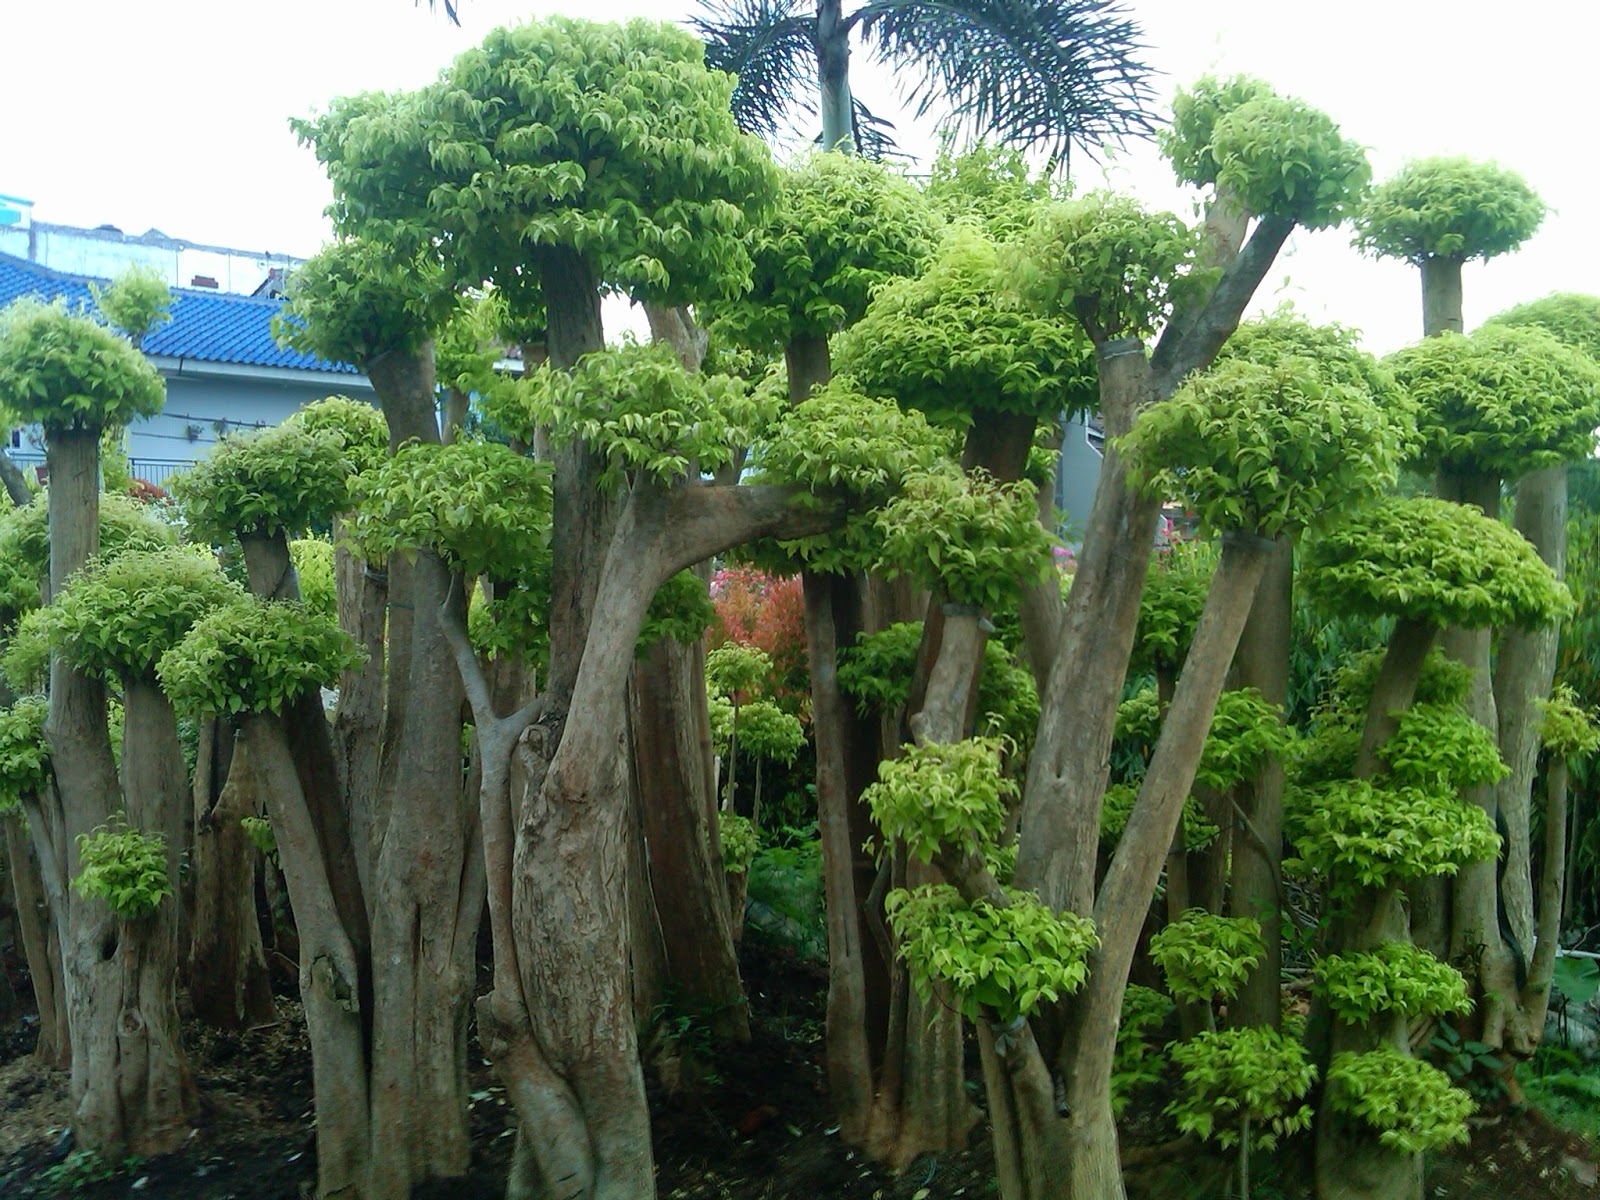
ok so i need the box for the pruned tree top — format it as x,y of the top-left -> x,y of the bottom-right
1163,76 -> 1369,230
351,439 -> 551,585
833,225 -> 1095,423
1387,324 -> 1600,477
91,265 -> 172,345
487,342 -> 777,490
1121,355 -> 1401,539
49,547 -> 245,682
275,239 -> 454,369
1117,685 -> 1291,794
1302,496 -> 1571,631
296,16 -> 778,310
158,595 -> 365,719
875,466 -> 1055,611
0,299 -> 165,432
1354,156 -> 1546,265
1486,291 -> 1600,362
1539,684 -> 1600,759
285,394 -> 390,475
742,382 -> 949,573
922,140 -> 1064,239
172,424 -> 354,545
715,152 -> 937,349
1012,190 -> 1206,344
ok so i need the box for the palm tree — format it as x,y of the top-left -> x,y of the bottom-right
692,0 -> 1157,164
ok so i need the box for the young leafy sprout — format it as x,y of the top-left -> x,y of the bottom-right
865,739 -> 1098,1024
1149,909 -> 1266,1010
1324,1047 -> 1475,1153
1313,942 -> 1471,1025
487,343 -> 774,491
74,816 -> 173,921
0,695 -> 50,818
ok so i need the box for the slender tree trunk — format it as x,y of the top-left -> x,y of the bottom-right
330,516 -> 386,900
1314,885 -> 1420,1200
1230,536 -> 1293,1029
1525,757 -> 1569,1026
4,811 -> 69,1065
804,568 -> 876,1144
0,448 -> 30,506
816,0 -> 854,152
630,636 -> 749,1041
1437,470 -> 1513,1043
1494,467 -> 1566,1054
242,714 -> 372,1200
188,717 -> 274,1030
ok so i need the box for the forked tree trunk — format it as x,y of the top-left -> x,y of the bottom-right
630,635 -> 749,1042
3,811 -> 69,1065
1493,466 -> 1566,1054
188,718 -> 274,1031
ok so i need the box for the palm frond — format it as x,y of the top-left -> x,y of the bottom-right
691,0 -> 820,141
419,0 -> 461,26
854,0 -> 1158,162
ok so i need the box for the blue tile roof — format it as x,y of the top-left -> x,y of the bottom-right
0,252 -> 358,376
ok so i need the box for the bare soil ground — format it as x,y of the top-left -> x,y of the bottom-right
0,944 -> 1594,1199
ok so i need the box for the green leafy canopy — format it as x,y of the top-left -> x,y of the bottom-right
0,299 -> 165,432
172,424 -> 355,544
297,17 -> 778,310
1355,157 -> 1545,265
1167,1027 -> 1317,1151
276,239 -> 455,368
1325,1048 -> 1474,1153
159,596 -> 365,719
49,547 -> 245,681
1314,942 -> 1471,1024
0,696 -> 50,816
1149,909 -> 1266,1004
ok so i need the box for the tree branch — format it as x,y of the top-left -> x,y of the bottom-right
657,482 -> 847,576
1150,213 -> 1294,394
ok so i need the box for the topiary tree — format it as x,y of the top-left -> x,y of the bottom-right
1355,157 -> 1545,337
0,295 -> 182,1158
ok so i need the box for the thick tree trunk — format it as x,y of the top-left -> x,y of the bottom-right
816,0 -> 854,152
364,343 -> 479,1195
1230,536 -> 1293,1029
187,718 -> 274,1031
4,811 -> 69,1065
1016,339 -> 1163,914
109,680 -> 196,1149
1494,467 -> 1565,1054
630,636 -> 749,1042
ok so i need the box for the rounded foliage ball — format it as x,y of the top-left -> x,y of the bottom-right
0,299 -> 165,432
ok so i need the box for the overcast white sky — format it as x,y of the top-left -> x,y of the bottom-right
6,0 -> 1594,354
